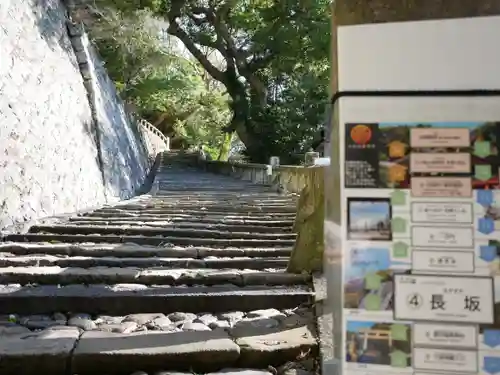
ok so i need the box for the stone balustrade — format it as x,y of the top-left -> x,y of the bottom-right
195,155 -> 325,273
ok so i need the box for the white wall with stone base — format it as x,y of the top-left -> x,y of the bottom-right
0,0 -> 154,231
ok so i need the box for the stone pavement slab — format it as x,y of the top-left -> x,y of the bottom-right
72,329 -> 241,374
0,325 -> 80,375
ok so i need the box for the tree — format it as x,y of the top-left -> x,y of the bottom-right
88,0 -> 331,162
163,0 -> 330,161
86,4 -> 233,157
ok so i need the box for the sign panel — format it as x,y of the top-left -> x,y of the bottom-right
410,127 -> 471,148
413,347 -> 478,373
394,274 -> 494,323
413,323 -> 478,348
410,202 -> 473,224
410,153 -> 471,174
340,120 -> 499,375
338,118 -> 500,373
411,250 -> 475,273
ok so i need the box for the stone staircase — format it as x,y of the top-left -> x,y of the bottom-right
0,152 -> 317,375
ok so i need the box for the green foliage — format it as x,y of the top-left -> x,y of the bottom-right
86,3 -> 232,153
88,0 -> 331,162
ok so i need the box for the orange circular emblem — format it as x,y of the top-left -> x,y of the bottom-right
350,125 -> 372,145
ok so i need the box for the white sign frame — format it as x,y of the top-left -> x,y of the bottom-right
393,274 -> 494,324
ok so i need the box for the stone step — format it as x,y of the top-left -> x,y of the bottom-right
149,192 -> 291,198
2,233 -> 296,247
66,218 -> 295,230
0,284 -> 313,314
156,187 -> 272,193
0,254 -> 289,269
0,242 -> 292,258
0,266 -> 309,286
80,212 -> 296,220
119,201 -> 296,207
94,205 -> 296,213
28,224 -> 296,239
0,307 -> 316,375
140,197 -> 297,203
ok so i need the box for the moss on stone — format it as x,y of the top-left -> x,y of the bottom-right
287,168 -> 324,274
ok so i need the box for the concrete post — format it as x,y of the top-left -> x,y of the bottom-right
269,156 -> 280,167
304,151 -> 319,166
325,1 -> 500,371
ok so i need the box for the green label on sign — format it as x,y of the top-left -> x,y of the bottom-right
474,141 -> 491,158
391,217 -> 407,233
390,350 -> 408,368
475,165 -> 492,181
390,324 -> 408,341
365,272 -> 382,290
391,190 -> 407,206
363,294 -> 381,311
393,242 -> 409,258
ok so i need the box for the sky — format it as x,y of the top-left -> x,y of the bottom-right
378,122 -> 482,128
347,321 -> 376,332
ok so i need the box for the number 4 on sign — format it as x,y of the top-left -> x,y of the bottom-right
407,293 -> 422,309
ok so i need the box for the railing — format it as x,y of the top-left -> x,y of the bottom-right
137,118 -> 170,155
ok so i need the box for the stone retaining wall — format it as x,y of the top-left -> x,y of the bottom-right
0,0 -> 154,231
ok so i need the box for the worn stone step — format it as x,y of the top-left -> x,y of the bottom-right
80,211 -> 296,220
0,307 -> 315,375
0,284 -> 313,315
0,254 -> 289,269
148,192 -> 293,199
0,242 -> 292,258
66,218 -> 295,230
118,199 -> 296,207
140,197 -> 297,204
28,224 -> 297,239
0,307 -> 316,375
157,187 -> 271,193
94,205 -> 296,214
0,266 -> 308,286
2,233 -> 296,247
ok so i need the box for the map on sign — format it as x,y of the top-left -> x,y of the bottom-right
340,121 -> 500,375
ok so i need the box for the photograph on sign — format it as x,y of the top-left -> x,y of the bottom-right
411,202 -> 473,224
347,198 -> 392,241
413,347 -> 478,373
411,226 -> 475,249
344,246 -> 410,311
345,320 -> 412,369
393,274 -> 494,324
412,323 -> 478,349
344,122 -> 500,189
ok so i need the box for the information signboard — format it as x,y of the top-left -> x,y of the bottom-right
338,117 -> 500,375
328,15 -> 500,375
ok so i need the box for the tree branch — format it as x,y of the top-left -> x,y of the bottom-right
167,21 -> 226,84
